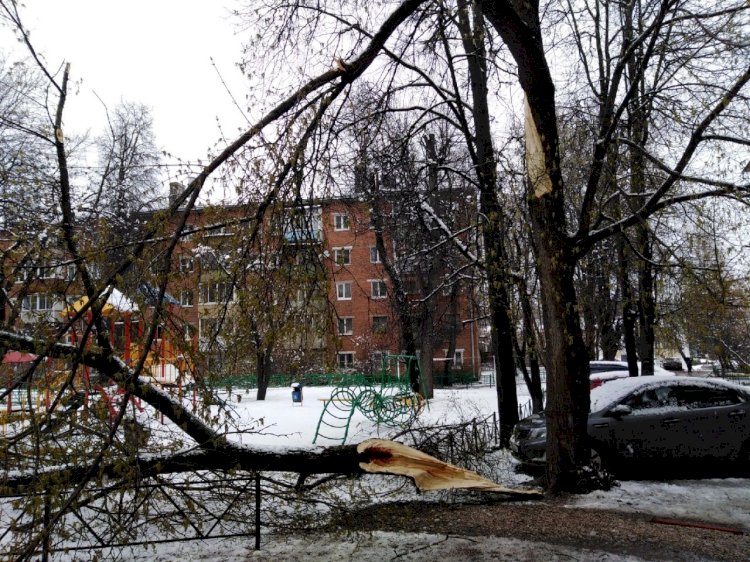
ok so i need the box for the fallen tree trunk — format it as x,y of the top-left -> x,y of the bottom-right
0,332 -> 541,499
2,439 -> 542,499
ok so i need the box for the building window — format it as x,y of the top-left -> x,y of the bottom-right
198,282 -> 234,304
179,256 -> 194,272
22,263 -> 60,281
184,324 -> 197,341
454,349 -> 464,369
369,246 -> 381,263
333,213 -> 350,231
205,225 -> 231,237
22,293 -> 53,311
370,280 -> 387,299
442,282 -> 456,296
180,289 -> 194,307
372,316 -> 388,334
155,324 -> 164,343
336,281 -> 352,300
334,247 -> 352,266
338,317 -> 353,336
41,263 -> 61,280
371,350 -> 389,370
181,224 -> 195,241
199,317 -> 221,341
338,352 -> 354,370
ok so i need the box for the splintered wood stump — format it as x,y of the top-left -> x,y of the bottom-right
358,439 -> 542,497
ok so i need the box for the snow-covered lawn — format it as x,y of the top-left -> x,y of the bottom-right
126,382 -> 750,560
8,382 -> 750,560
204,383 -> 508,449
173,383 -> 750,530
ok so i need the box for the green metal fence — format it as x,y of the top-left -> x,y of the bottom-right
433,371 -> 480,387
212,370 -> 480,390
216,372 -> 385,389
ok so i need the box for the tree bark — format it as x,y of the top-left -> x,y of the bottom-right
481,0 -> 591,491
637,236 -> 656,376
256,347 -> 272,400
518,279 -> 544,413
618,233 -> 640,377
457,1 -> 518,445
623,0 -> 656,377
442,284 -> 460,386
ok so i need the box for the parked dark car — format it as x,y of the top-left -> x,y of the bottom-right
510,376 -> 750,475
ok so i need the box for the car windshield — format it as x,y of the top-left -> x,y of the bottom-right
590,379 -> 637,412
589,376 -> 748,413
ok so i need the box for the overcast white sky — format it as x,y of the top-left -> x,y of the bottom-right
5,0 -> 248,182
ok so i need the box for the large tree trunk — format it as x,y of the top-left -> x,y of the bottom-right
481,0 -> 591,492
442,284 -> 460,386
457,2 -> 518,445
623,0 -> 656,377
256,346 -> 273,400
637,239 -> 656,375
518,279 -> 544,413
618,233 -> 640,377
419,332 -> 435,395
529,200 -> 590,492
489,279 -> 520,446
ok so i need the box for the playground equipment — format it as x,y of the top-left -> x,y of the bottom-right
60,287 -> 196,415
312,354 -> 427,445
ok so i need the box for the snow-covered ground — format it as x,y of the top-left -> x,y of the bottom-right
202,384 -> 506,450
9,382 -> 750,560
123,382 -> 750,560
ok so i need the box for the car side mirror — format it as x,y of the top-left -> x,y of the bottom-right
608,404 -> 632,418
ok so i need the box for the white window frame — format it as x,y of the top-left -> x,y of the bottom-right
198,282 -> 235,305
369,246 -> 381,263
337,317 -> 353,336
333,213 -> 350,231
181,224 -> 195,241
179,256 -> 194,273
453,349 -> 464,369
199,317 -> 222,342
370,279 -> 387,299
39,264 -> 60,280
334,247 -> 352,266
336,281 -> 352,300
337,351 -> 355,370
184,324 -> 197,341
371,350 -> 390,370
205,225 -> 231,238
180,289 -> 194,307
22,293 -> 54,311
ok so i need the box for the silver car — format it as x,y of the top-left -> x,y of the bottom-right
510,376 -> 750,475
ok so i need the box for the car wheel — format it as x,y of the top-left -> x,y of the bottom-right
590,446 -> 606,472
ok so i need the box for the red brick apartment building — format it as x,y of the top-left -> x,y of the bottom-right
3,195 -> 483,382
323,198 -> 481,378
165,195 -> 482,380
